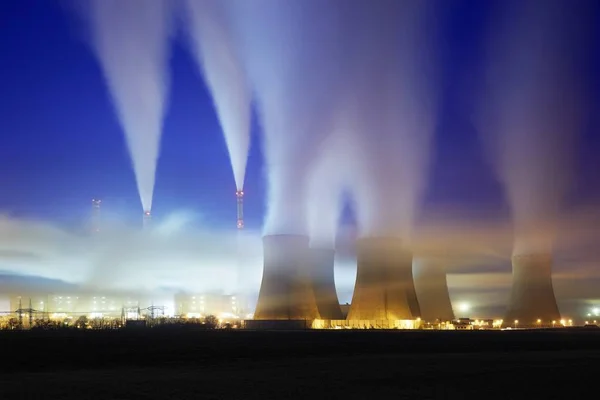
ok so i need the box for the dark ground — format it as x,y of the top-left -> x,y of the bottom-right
1,327 -> 599,399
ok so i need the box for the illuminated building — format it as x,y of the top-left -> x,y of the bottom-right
174,292 -> 241,319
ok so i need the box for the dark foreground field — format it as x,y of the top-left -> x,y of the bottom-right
1,328 -> 599,399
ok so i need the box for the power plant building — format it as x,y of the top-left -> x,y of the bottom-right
174,292 -> 241,318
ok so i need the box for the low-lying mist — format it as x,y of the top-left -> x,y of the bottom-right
1,207 -> 599,313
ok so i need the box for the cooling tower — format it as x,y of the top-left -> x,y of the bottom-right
253,235 -> 320,320
401,250 -> 421,318
413,261 -> 454,322
347,237 -> 418,321
308,248 -> 343,320
504,253 -> 560,327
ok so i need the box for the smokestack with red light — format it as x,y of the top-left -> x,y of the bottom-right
236,190 -> 244,229
91,199 -> 101,234
143,210 -> 152,230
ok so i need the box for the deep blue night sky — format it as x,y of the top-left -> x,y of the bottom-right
0,0 -> 598,232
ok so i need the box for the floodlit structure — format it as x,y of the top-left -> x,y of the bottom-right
504,253 -> 561,327
174,292 -> 241,318
347,237 -> 419,321
413,260 -> 455,322
236,190 -> 244,229
308,248 -> 343,320
143,210 -> 152,230
253,235 -> 320,320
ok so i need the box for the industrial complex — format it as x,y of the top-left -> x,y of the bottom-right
0,198 -> 587,332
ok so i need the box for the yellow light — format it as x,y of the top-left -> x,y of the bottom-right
537,319 -> 541,323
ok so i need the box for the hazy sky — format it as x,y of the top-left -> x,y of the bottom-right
0,0 -> 599,316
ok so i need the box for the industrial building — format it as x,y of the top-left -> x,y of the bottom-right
174,292 -> 243,319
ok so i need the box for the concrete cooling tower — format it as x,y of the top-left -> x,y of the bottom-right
347,237 -> 420,321
308,248 -> 343,320
413,261 -> 455,322
504,253 -> 560,327
253,235 -> 320,320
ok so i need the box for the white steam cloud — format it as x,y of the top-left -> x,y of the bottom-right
306,128 -> 353,250
81,0 -> 173,212
184,0 -> 251,191
480,0 -> 589,255
223,0 -> 347,235
340,1 -> 438,241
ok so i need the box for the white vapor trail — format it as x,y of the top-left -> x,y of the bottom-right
480,0 -> 589,255
343,0 -> 438,241
83,0 -> 173,212
223,0 -> 347,235
184,0 -> 251,191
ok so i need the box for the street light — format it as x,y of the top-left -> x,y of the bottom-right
552,320 -> 556,327
536,319 -> 541,328
514,319 -> 519,329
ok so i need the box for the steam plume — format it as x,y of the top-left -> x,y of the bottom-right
223,0 -> 347,235
184,0 -> 251,190
343,1 -> 438,240
81,0 -> 173,212
306,112 -> 356,249
480,0 -> 590,255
